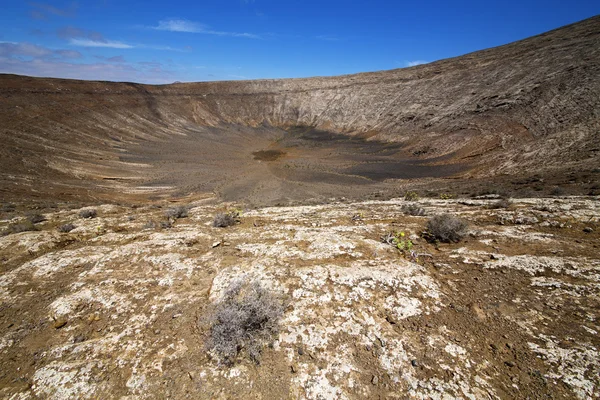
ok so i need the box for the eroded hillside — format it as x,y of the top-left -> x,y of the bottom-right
1,16 -> 599,204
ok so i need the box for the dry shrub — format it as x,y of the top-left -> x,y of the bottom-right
425,214 -> 468,243
1,221 -> 38,236
402,203 -> 425,216
79,209 -> 97,219
27,213 -> 46,224
203,279 -> 284,365
57,223 -> 76,233
165,206 -> 188,219
487,199 -> 512,209
213,211 -> 239,228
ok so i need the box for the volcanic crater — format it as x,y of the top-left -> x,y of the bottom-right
0,15 -> 599,400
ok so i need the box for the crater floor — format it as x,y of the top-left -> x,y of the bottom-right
117,125 -> 470,206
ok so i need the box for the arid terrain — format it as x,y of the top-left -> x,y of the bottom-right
0,15 -> 599,400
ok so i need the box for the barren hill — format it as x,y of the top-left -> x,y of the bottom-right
1,16 -> 599,204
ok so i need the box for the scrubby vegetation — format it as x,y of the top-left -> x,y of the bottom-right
1,221 -> 38,236
1,203 -> 16,213
203,279 -> 284,365
57,223 -> 76,233
404,191 -> 420,201
79,209 -> 97,219
27,213 -> 46,224
213,211 -> 240,228
424,214 -> 468,243
165,206 -> 188,219
402,203 -> 426,216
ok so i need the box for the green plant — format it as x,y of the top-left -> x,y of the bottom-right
404,191 -> 420,201
439,193 -> 454,200
203,279 -> 284,365
382,231 -> 413,252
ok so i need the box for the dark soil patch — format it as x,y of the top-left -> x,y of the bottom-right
253,150 -> 286,161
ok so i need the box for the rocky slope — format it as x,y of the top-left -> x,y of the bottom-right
0,16 -> 599,203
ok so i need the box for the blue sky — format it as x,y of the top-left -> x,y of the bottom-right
0,1 -> 598,84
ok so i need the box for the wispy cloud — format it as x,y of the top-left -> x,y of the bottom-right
57,26 -> 104,41
29,2 -> 78,19
154,19 -> 206,33
0,57 -> 176,84
0,41 -> 177,83
315,35 -> 340,41
107,55 -> 125,63
54,49 -> 82,59
405,60 -> 428,67
60,27 -> 187,51
152,18 -> 260,39
69,39 -> 134,49
0,41 -> 81,59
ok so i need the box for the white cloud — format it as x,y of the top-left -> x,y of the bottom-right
155,19 -> 206,33
315,35 -> 339,41
152,18 -> 260,39
0,42 -> 81,59
0,57 -> 176,84
69,39 -> 134,49
405,60 -> 428,67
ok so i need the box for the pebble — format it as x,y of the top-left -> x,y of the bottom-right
411,359 -> 418,367
371,375 -> 379,385
583,227 -> 593,233
211,241 -> 221,248
297,347 -> 304,356
53,318 -> 67,329
73,335 -> 86,343
504,361 -> 515,367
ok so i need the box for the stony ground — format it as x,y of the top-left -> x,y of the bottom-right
0,196 -> 598,399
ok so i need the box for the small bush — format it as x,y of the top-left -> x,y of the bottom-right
79,209 -> 97,219
203,279 -> 284,365
165,206 -> 188,219
425,214 -> 468,243
550,186 -> 565,197
1,203 -> 16,213
402,204 -> 425,216
404,191 -> 420,201
1,221 -> 38,236
143,220 -> 158,230
57,223 -> 76,233
213,211 -> 239,228
28,213 -> 46,224
487,199 -> 512,209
